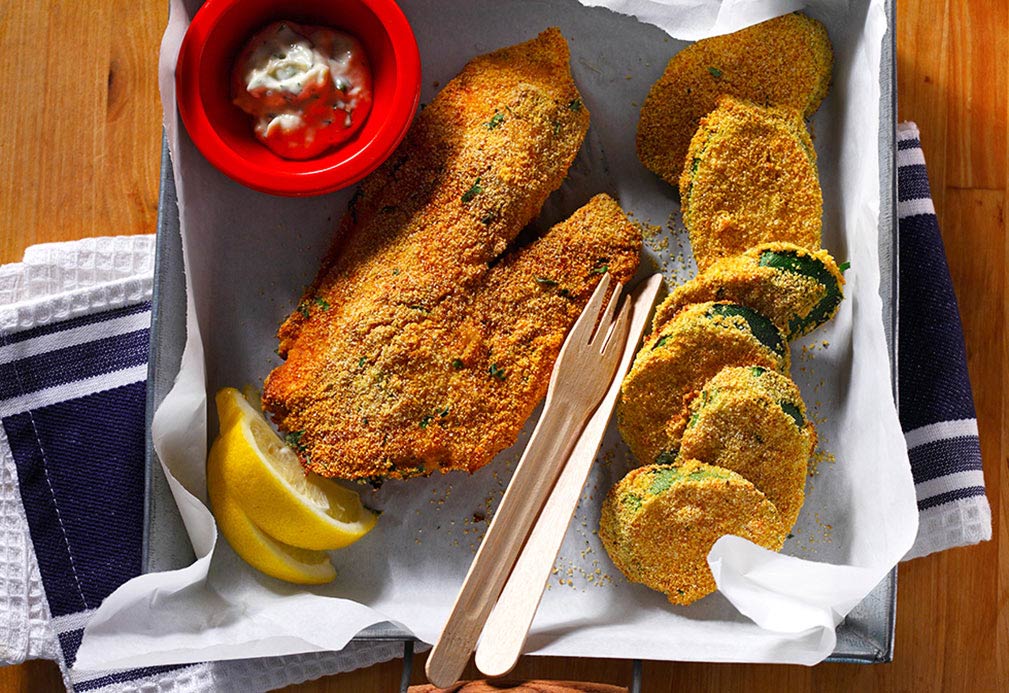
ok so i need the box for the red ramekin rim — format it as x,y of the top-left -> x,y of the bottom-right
175,0 -> 421,197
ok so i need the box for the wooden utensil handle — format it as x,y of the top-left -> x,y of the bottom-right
426,400 -> 584,688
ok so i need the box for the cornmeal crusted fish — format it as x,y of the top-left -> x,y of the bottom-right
264,28 -> 610,480
637,12 -> 832,187
680,96 -> 822,270
265,192 -> 640,480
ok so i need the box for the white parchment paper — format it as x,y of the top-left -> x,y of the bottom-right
76,0 -> 917,670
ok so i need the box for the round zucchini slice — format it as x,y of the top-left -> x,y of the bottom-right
617,301 -> 788,464
599,459 -> 787,605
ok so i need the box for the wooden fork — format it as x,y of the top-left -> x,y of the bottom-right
475,274 -> 663,678
425,273 -> 632,689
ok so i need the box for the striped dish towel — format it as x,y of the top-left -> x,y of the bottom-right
0,237 -> 402,692
896,122 -> 992,559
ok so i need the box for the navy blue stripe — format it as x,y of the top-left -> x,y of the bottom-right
918,485 -> 987,511
897,138 -> 921,151
3,381 -> 147,617
1,302 -> 151,345
75,661 -> 195,691
897,163 -> 930,201
897,210 -> 976,430
909,436 -> 983,484
0,329 -> 149,401
57,627 -> 83,665
4,409 -> 88,615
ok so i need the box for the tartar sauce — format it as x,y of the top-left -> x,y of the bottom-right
232,21 -> 373,159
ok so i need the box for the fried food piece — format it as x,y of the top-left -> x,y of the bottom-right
616,302 -> 789,464
599,460 -> 787,605
262,29 -> 602,479
651,242 -> 845,340
265,194 -> 640,480
637,12 -> 832,186
272,28 -> 591,357
681,96 -> 822,270
660,366 -> 815,531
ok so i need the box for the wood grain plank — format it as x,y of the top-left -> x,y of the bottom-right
945,0 -> 1009,189
0,0 -> 161,265
896,0 -> 950,223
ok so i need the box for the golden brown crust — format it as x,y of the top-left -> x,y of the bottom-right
262,29 -> 612,480
274,28 -> 591,355
599,460 -> 786,605
264,193 -> 640,480
680,96 -> 822,270
650,241 -> 844,340
673,366 -> 815,531
636,12 -> 833,186
616,302 -> 789,465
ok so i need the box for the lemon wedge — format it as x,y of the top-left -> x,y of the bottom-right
210,387 -> 378,551
207,444 -> 336,585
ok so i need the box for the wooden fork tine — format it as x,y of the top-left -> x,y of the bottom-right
567,273 -> 612,345
600,299 -> 632,357
590,282 -> 623,347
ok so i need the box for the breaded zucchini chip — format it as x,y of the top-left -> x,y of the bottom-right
616,301 -> 789,464
599,459 -> 787,605
651,242 -> 845,340
659,366 -> 815,531
681,96 -> 822,270
637,12 -> 832,186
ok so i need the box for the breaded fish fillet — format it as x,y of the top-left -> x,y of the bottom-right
637,12 -> 832,186
680,96 -> 822,270
616,301 -> 789,464
262,29 -> 606,479
273,28 -> 591,357
650,242 -> 845,340
667,365 -> 815,532
265,193 -> 640,481
599,460 -> 786,605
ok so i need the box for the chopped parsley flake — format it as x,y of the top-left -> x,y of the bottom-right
420,415 -> 433,429
358,357 -> 366,368
485,111 -> 505,129
285,430 -> 306,453
839,261 -> 851,272
313,297 -> 330,311
489,363 -> 507,381
535,277 -> 559,287
567,98 -> 582,111
590,266 -> 609,275
708,66 -> 723,78
461,177 -> 483,203
451,358 -> 464,370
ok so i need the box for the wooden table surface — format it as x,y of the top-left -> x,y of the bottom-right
0,1 -> 1004,691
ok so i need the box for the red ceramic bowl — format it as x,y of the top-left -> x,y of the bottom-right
176,0 -> 421,197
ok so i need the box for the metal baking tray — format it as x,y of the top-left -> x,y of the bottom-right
144,0 -> 899,673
